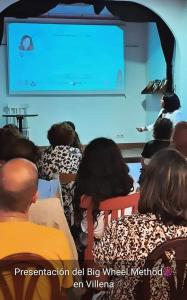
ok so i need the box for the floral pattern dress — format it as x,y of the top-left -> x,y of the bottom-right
93,213 -> 187,300
38,145 -> 82,225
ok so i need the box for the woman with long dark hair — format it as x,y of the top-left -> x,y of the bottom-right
73,137 -> 134,244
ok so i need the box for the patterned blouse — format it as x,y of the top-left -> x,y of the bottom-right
38,145 -> 82,225
93,213 -> 187,300
38,145 -> 82,180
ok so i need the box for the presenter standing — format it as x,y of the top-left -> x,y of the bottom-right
137,93 -> 182,132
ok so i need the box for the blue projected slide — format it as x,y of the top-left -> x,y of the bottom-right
7,23 -> 125,94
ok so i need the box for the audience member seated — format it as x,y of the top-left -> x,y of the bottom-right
3,123 -> 20,133
0,127 -> 21,166
38,122 -> 82,225
62,121 -> 82,152
2,137 -> 61,199
0,159 -> 73,299
173,121 -> 187,157
139,118 -> 173,184
72,137 -> 134,253
1,137 -> 83,297
5,137 -> 41,163
0,137 -> 75,232
93,149 -> 187,300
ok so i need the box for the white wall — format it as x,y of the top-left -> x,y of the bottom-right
145,23 -> 166,140
0,21 -> 148,145
125,0 -> 187,120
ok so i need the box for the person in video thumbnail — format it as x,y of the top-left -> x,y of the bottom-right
19,35 -> 34,51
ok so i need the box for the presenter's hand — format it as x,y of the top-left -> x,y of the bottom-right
136,127 -> 145,132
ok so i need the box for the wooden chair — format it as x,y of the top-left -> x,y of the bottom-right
80,193 -> 139,261
0,253 -> 63,300
59,173 -> 76,184
135,237 -> 187,300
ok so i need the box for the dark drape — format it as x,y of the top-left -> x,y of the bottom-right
156,19 -> 175,93
0,0 -> 175,92
106,1 -> 158,22
1,0 -> 60,18
0,0 -> 60,47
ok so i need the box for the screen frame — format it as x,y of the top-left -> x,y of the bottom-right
6,18 -> 125,96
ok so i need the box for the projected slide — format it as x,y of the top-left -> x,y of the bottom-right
7,23 -> 125,94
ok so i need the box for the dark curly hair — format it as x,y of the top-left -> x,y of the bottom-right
5,138 -> 41,164
62,121 -> 82,150
47,123 -> 75,147
153,118 -> 173,140
73,137 -> 134,224
139,148 -> 187,226
162,93 -> 181,113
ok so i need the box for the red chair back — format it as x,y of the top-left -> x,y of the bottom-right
135,237 -> 187,300
80,193 -> 139,261
0,253 -> 63,300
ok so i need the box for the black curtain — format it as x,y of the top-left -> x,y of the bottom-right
1,0 -> 60,18
0,0 -> 175,92
106,1 -> 158,22
156,19 -> 175,93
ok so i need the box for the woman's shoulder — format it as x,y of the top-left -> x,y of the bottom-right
111,213 -> 157,232
53,145 -> 81,155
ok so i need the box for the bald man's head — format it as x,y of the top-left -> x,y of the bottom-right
0,159 -> 38,212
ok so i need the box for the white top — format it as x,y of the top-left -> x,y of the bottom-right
81,207 -> 133,240
146,109 -> 182,131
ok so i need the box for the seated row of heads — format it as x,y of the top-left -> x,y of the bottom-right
0,121 -> 81,164
1,119 -> 187,227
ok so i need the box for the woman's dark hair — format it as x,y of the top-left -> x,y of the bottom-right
0,128 -> 21,161
139,148 -> 187,226
65,121 -> 75,131
73,137 -> 134,224
153,118 -> 173,140
47,123 -> 75,147
162,93 -> 181,113
62,121 -> 82,150
5,138 -> 41,164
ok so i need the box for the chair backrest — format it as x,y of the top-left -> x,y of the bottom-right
136,237 -> 187,300
0,253 -> 62,300
28,198 -> 78,261
59,173 -> 76,184
80,193 -> 139,261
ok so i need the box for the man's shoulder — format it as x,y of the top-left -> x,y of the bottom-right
27,221 -> 66,237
